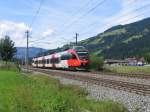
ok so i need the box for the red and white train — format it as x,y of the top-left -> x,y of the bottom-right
32,46 -> 89,70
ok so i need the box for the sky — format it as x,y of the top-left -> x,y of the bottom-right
0,0 -> 150,49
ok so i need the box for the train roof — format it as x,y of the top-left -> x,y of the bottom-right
32,46 -> 88,59
71,46 -> 87,51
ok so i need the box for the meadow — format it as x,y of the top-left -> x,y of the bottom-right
105,65 -> 150,74
0,69 -> 128,112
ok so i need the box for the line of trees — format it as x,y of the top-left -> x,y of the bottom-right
0,35 -> 17,64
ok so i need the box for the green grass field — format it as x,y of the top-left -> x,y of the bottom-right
0,61 -> 20,71
105,66 -> 150,74
0,70 -> 128,112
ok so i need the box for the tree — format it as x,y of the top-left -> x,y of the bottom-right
0,35 -> 17,63
144,53 -> 150,64
90,55 -> 104,71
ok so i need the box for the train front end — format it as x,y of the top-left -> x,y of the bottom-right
69,46 -> 90,70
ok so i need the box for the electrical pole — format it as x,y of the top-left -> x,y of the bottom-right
75,33 -> 79,45
25,30 -> 29,72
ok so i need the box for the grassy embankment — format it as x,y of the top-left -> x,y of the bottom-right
105,65 -> 150,74
0,68 -> 128,112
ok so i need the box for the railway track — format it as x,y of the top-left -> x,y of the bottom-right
24,66 -> 150,79
93,72 -> 150,79
26,68 -> 150,96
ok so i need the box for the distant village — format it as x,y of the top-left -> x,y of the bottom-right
105,57 -> 149,66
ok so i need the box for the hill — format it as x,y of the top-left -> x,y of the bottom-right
79,17 -> 150,59
16,47 -> 47,59
39,17 -> 150,59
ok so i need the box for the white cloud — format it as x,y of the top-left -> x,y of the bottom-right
42,29 -> 53,37
0,20 -> 31,47
96,0 -> 150,33
118,0 -> 150,24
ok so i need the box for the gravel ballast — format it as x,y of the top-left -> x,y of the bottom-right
55,76 -> 150,112
72,72 -> 150,86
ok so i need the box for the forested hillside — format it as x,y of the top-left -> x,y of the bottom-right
40,17 -> 150,59
79,17 -> 150,59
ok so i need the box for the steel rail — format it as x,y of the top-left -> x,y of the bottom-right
26,68 -> 150,96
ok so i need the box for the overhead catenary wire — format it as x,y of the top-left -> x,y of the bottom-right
29,33 -> 73,43
29,0 -> 44,28
16,0 -> 44,45
57,0 -> 107,35
31,0 -> 107,45
29,37 -> 70,46
118,8 -> 150,24
80,9 -> 150,41
80,2 -> 150,36
25,0 -> 44,70
60,0 -> 137,36
29,0 -> 101,44
27,0 -> 148,48
26,0 -> 44,43
60,0 -> 143,40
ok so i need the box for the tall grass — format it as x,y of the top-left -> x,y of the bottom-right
0,70 -> 128,112
0,61 -> 20,71
105,65 -> 150,74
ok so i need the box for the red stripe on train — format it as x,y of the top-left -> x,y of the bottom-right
52,54 -> 56,68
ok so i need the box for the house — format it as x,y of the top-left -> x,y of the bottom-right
105,57 -> 145,66
105,59 -> 128,66
125,57 -> 145,66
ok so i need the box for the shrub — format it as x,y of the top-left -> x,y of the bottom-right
144,53 -> 150,64
90,55 -> 104,71
0,61 -> 20,71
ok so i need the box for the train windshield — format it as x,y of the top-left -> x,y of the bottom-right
73,46 -> 87,51
72,46 -> 89,60
77,51 -> 89,60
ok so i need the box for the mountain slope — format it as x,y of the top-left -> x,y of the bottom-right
41,17 -> 150,59
79,17 -> 150,59
16,47 -> 47,59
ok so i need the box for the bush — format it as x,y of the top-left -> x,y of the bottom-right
144,53 -> 150,64
90,55 -> 104,71
0,60 -> 20,72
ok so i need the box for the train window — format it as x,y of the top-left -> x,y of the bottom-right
73,46 -> 86,51
39,60 -> 42,64
61,55 -> 65,60
77,52 -> 89,56
46,59 -> 49,64
50,58 -> 55,63
32,60 -> 34,63
50,58 -> 60,64
55,58 -> 59,63
61,53 -> 72,60
35,61 -> 38,64
42,59 -> 45,64
77,52 -> 89,60
72,54 -> 77,59
49,59 -> 51,64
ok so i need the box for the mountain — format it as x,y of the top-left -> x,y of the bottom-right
16,47 -> 47,59
79,17 -> 150,59
40,17 -> 150,59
